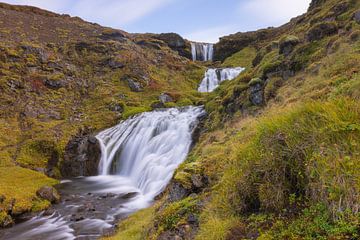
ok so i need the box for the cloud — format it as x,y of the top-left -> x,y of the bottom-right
239,0 -> 311,26
184,26 -> 238,43
1,0 -> 174,27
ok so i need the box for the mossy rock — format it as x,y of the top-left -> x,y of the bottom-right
279,35 -> 300,55
248,78 -> 263,86
307,22 -> 339,42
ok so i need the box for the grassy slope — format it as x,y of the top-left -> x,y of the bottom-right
0,3 -> 204,225
109,0 -> 360,239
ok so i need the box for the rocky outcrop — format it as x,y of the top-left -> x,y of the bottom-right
61,127 -> 101,177
249,78 -> 265,106
122,76 -> 143,92
306,22 -> 338,42
153,33 -> 192,59
214,29 -> 273,62
36,186 -> 60,203
279,36 -> 300,55
308,0 -> 327,10
354,10 -> 360,24
159,93 -> 173,104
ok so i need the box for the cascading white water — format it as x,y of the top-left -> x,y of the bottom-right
96,106 -> 204,203
198,67 -> 245,93
191,42 -> 214,61
1,106 -> 204,240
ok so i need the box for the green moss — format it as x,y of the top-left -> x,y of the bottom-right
248,77 -> 263,86
222,47 -> 257,69
122,106 -> 150,119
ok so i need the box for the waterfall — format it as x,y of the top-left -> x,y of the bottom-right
198,67 -> 245,93
191,42 -> 214,61
96,106 -> 204,200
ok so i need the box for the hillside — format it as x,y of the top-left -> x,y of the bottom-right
106,0 -> 360,239
0,2 -> 204,227
0,0 -> 360,239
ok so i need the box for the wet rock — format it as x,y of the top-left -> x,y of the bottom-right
61,127 -> 101,177
307,22 -> 338,42
120,192 -> 138,199
0,214 -> 13,228
249,80 -> 264,106
279,36 -> 300,55
354,10 -> 360,24
159,93 -> 173,104
36,186 -> 60,203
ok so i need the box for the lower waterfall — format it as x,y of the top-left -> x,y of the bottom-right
96,106 -> 205,202
198,67 -> 245,93
191,42 -> 214,61
0,106 -> 205,240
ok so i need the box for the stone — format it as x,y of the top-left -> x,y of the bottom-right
7,79 -> 24,91
44,79 -> 64,90
61,127 -> 101,177
125,78 -> 143,92
279,36 -> 300,55
307,22 -> 338,42
168,182 -> 190,202
100,31 -> 126,41
105,58 -> 125,69
36,186 -> 60,203
151,101 -> 165,109
159,93 -> 173,104
249,82 -> 264,106
354,10 -> 360,24
0,214 -> 13,228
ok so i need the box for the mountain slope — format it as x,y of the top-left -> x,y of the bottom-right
106,0 -> 360,239
0,2 -> 204,227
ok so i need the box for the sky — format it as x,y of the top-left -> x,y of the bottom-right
1,0 -> 312,43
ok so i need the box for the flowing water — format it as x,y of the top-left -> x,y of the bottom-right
191,42 -> 214,61
198,67 -> 245,93
0,106 -> 205,240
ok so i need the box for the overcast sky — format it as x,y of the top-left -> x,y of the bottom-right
1,0 -> 311,43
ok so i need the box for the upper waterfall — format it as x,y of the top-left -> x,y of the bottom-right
191,42 -> 214,61
96,106 -> 204,200
198,67 -> 245,93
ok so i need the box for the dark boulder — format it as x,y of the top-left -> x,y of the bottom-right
279,36 -> 300,55
36,186 -> 60,203
100,31 -> 126,42
168,182 -> 190,202
249,79 -> 265,106
61,127 -> 101,177
354,10 -> 360,24
44,79 -> 64,90
306,22 -> 338,42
